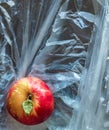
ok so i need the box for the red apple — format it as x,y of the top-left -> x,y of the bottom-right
6,76 -> 54,125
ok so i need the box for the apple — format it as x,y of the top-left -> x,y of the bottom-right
6,76 -> 54,125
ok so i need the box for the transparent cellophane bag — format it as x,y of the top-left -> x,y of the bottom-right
0,0 -> 102,130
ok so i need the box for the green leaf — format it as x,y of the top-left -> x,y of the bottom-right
22,99 -> 33,115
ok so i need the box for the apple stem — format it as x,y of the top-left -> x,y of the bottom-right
22,99 -> 33,115
28,94 -> 33,100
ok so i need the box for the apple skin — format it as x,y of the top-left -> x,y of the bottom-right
6,77 -> 54,125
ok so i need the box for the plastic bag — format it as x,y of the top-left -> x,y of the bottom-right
69,1 -> 109,130
0,0 -> 102,130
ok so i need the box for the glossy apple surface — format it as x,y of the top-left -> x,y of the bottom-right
6,77 -> 54,125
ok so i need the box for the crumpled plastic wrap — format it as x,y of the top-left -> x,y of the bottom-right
0,0 -> 105,130
70,1 -> 109,130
